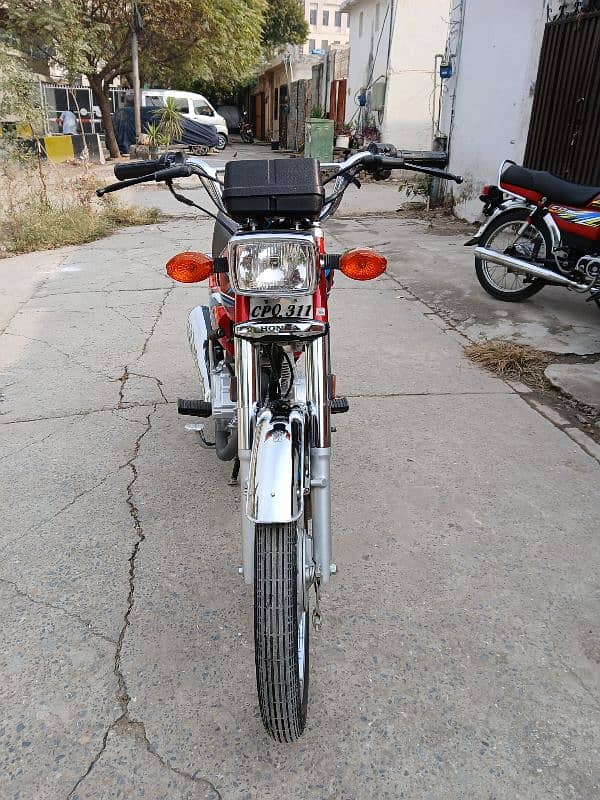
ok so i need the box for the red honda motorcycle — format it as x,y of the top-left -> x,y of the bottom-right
466,160 -> 600,309
99,147 -> 462,741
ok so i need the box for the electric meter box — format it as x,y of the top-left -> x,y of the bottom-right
370,82 -> 386,112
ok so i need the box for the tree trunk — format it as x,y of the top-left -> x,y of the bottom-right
89,75 -> 120,159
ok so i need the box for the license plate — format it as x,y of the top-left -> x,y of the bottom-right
249,297 -> 314,320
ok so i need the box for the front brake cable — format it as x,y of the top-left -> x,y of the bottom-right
165,179 -> 222,223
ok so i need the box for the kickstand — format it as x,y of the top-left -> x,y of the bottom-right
228,456 -> 240,486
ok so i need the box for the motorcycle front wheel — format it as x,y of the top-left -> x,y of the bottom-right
254,521 -> 309,741
475,207 -> 548,301
241,131 -> 254,144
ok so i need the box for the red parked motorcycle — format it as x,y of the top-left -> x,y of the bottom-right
466,160 -> 600,309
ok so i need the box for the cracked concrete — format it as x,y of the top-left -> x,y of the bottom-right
1,184 -> 600,799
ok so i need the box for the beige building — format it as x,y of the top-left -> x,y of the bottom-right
304,0 -> 349,53
252,0 -> 349,141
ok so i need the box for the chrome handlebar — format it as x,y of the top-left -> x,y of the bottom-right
99,151 -> 462,222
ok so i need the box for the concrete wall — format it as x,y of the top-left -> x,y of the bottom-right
344,0 -> 448,148
381,0 -> 449,149
441,0 -> 577,221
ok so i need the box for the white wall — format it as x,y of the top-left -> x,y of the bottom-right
442,0 -> 576,221
344,0 -> 391,127
382,0 -> 449,149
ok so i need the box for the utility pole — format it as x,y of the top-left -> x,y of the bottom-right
131,3 -> 143,142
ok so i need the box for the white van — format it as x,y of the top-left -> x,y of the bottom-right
141,89 -> 229,150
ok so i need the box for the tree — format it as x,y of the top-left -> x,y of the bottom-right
3,0 -> 266,157
262,0 -> 309,50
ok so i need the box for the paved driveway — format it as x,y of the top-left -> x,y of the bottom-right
1,170 -> 599,799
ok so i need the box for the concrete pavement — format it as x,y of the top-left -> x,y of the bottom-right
1,190 -> 600,798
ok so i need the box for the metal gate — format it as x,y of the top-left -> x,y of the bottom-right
40,83 -> 126,136
524,9 -> 600,185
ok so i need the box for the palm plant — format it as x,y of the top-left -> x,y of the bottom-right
153,97 -> 183,148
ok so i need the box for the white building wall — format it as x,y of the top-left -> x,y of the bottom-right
381,0 -> 449,149
442,0 -> 577,221
344,0 -> 390,127
344,0 -> 448,148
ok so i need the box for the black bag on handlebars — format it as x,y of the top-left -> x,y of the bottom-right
223,158 -> 325,222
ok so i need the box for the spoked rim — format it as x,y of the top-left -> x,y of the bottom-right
482,221 -> 547,293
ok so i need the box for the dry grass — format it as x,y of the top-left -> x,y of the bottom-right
1,199 -> 161,254
0,158 -> 161,256
465,339 -> 552,390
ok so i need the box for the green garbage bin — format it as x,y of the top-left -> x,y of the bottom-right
304,118 -> 334,162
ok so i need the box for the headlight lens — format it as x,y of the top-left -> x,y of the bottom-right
229,236 -> 317,295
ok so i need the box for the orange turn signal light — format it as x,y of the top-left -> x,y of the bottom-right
166,251 -> 213,283
339,248 -> 387,281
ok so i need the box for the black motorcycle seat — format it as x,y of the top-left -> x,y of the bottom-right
502,164 -> 600,208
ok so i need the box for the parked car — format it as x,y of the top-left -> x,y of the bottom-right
142,89 -> 228,149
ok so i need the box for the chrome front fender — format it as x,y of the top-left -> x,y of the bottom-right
246,406 -> 305,524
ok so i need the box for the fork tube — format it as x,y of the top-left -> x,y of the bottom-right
236,336 -> 259,584
306,333 -> 332,583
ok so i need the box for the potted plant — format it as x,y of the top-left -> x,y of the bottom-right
335,124 -> 352,149
145,122 -> 162,157
362,125 -> 380,143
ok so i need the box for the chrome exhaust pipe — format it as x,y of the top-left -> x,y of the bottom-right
474,246 -> 590,291
187,306 -> 212,402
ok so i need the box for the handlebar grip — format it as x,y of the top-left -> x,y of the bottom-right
114,159 -> 163,181
154,165 -> 193,181
376,156 -> 407,170
376,156 -> 463,184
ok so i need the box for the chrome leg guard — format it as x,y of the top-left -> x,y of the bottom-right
187,306 -> 212,401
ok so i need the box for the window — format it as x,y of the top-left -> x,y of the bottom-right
323,9 -> 329,25
358,11 -> 363,36
309,6 -> 317,24
193,100 -> 214,116
334,10 -> 342,27
309,38 -> 316,51
145,95 -> 162,108
321,39 -> 328,50
168,96 -> 190,113
375,3 -> 380,29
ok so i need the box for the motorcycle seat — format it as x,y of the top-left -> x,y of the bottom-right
502,164 -> 600,208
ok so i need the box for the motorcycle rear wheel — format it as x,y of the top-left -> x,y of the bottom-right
254,521 -> 309,741
475,208 -> 548,301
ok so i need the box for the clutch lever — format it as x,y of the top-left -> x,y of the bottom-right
97,164 -> 194,197
96,173 -> 156,196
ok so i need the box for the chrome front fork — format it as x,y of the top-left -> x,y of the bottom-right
235,332 -> 332,586
235,337 -> 258,584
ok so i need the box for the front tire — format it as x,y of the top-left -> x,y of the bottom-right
475,207 -> 548,301
254,522 -> 309,741
216,133 -> 228,150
